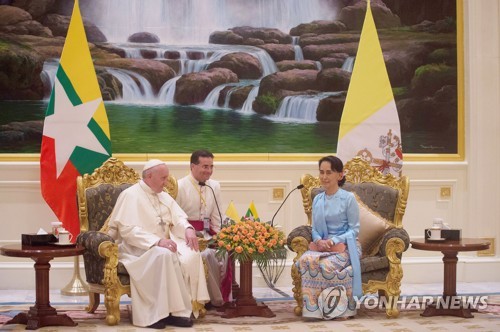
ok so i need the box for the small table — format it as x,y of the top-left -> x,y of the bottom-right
410,238 -> 490,318
221,260 -> 275,318
0,243 -> 85,330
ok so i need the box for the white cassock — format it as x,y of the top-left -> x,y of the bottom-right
176,175 -> 230,306
107,180 -> 209,327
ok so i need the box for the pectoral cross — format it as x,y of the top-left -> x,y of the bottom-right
158,217 -> 166,233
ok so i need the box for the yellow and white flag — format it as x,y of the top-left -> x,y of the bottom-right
336,0 -> 403,176
225,201 -> 240,223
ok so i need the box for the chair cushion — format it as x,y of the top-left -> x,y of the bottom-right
356,195 -> 394,257
360,255 -> 389,274
117,262 -> 130,285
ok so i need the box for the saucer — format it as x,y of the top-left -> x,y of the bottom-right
426,238 -> 446,242
50,242 -> 76,246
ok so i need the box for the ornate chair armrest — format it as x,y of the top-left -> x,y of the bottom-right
97,240 -> 128,326
98,240 -> 121,287
77,231 -> 115,284
198,237 -> 209,251
378,228 -> 410,258
290,236 -> 309,257
78,231 -> 114,251
377,230 -> 409,319
286,225 -> 312,253
288,234 -> 310,316
362,229 -> 409,319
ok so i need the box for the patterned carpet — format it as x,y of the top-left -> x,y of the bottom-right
1,298 -> 500,331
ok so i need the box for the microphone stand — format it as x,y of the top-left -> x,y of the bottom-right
199,181 -> 223,230
199,182 -> 238,300
270,184 -> 304,227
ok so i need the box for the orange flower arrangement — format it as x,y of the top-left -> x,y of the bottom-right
214,217 -> 286,263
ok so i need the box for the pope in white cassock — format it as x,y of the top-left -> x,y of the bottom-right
107,159 -> 210,329
176,150 -> 232,307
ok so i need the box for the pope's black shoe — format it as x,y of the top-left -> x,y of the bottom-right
162,314 -> 194,327
147,319 -> 167,329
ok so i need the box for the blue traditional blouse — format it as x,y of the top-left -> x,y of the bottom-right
311,188 -> 360,244
310,188 -> 362,297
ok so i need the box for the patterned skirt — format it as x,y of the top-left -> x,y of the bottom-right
297,242 -> 361,319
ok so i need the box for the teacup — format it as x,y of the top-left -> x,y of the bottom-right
58,230 -> 73,244
426,227 -> 442,240
50,221 -> 63,238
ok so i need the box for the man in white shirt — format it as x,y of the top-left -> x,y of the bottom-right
176,150 -> 231,307
107,159 -> 209,328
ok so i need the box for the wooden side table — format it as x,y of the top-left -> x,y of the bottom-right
221,259 -> 275,318
410,238 -> 490,318
0,243 -> 85,330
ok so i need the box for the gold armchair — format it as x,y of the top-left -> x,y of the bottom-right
287,157 -> 410,318
76,157 -> 180,325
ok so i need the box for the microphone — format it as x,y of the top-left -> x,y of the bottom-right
199,181 -> 224,231
271,184 -> 304,227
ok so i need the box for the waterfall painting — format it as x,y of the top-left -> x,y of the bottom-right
0,0 -> 460,159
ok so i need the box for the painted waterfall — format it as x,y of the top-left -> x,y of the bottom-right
0,0 -> 458,155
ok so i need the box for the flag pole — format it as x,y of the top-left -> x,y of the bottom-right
61,256 -> 88,296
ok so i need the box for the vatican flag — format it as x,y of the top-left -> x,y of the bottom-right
224,201 -> 240,223
336,0 -> 403,176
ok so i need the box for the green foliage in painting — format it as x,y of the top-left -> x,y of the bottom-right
412,64 -> 456,97
255,94 -> 280,115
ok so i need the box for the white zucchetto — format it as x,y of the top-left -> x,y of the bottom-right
143,159 -> 165,172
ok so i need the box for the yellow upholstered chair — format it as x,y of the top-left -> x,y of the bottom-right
76,157 -> 203,325
287,156 -> 410,318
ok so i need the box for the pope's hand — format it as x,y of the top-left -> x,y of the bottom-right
185,227 -> 199,251
158,238 -> 177,253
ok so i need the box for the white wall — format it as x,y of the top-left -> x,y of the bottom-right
1,0 -> 499,290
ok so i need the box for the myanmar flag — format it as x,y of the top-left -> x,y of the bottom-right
244,201 -> 260,221
336,0 -> 403,176
40,0 -> 111,240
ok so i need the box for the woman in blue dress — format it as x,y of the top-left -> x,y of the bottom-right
297,155 -> 362,319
